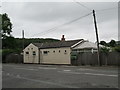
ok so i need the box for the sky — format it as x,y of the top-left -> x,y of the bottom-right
1,0 -> 119,42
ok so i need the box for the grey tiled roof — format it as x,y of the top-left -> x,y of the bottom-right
33,39 -> 83,49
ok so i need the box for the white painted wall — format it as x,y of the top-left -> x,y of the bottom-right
40,47 -> 71,64
23,43 -> 39,63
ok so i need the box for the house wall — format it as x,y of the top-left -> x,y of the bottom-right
40,47 -> 71,64
23,43 -> 39,63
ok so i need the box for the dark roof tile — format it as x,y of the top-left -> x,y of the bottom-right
33,39 -> 83,49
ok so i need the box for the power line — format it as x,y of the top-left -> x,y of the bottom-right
73,0 -> 92,11
31,12 -> 92,37
73,0 -> 119,13
96,6 -> 119,12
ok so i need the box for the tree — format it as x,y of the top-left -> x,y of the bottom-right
2,36 -> 17,49
0,13 -> 12,38
109,40 -> 116,47
100,47 -> 110,54
0,13 -> 15,49
100,41 -> 107,46
114,46 -> 120,52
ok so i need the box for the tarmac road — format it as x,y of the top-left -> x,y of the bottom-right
2,64 -> 119,88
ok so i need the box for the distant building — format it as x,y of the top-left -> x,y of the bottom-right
23,35 -> 101,64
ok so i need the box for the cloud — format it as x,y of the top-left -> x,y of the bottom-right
2,2 -> 118,42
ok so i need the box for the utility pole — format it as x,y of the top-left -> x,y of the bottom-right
93,10 -> 100,66
22,30 -> 25,50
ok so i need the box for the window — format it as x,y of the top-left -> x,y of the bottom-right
53,51 -> 55,53
64,50 -> 67,54
28,48 -> 29,50
59,50 -> 60,53
65,50 -> 67,52
43,51 -> 48,54
26,52 -> 29,54
31,48 -> 33,50
33,51 -> 36,55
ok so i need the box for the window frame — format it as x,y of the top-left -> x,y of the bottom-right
53,50 -> 55,53
59,50 -> 60,53
26,51 -> 29,54
64,50 -> 67,54
43,51 -> 48,55
33,51 -> 36,55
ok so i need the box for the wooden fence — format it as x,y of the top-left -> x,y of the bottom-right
5,53 -> 23,63
71,52 -> 120,66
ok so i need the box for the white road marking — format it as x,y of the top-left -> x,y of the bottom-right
58,71 -> 118,77
78,68 -> 95,71
3,64 -> 56,69
6,73 -> 78,88
84,73 -> 118,77
38,67 -> 56,70
78,68 -> 118,73
3,64 -> 38,69
5,66 -> 57,71
15,68 -> 38,71
63,70 -> 71,72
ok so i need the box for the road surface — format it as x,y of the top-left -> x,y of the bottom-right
2,64 -> 118,88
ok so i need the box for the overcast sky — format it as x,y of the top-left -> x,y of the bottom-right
1,1 -> 119,42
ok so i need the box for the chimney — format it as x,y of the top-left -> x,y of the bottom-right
61,35 -> 65,41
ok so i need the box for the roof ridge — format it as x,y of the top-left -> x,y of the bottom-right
33,39 -> 83,44
32,39 -> 84,49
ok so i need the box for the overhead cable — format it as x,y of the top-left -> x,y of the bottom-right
96,6 -> 119,12
31,12 -> 92,37
73,0 -> 92,11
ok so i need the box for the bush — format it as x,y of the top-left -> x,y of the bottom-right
100,47 -> 110,54
114,46 -> 120,52
71,55 -> 77,60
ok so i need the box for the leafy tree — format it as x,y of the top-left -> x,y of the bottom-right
114,46 -> 120,52
2,36 -> 17,49
109,40 -> 116,47
0,13 -> 12,38
0,14 -> 2,32
100,47 -> 110,54
0,13 -> 15,49
100,41 -> 107,46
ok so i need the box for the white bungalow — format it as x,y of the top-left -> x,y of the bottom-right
23,35 -> 100,64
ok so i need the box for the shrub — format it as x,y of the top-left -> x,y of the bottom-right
114,46 -> 120,52
100,47 -> 110,55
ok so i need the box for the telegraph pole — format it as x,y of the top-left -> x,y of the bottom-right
93,10 -> 100,66
22,30 -> 25,50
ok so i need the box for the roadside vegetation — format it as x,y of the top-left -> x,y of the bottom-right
100,40 -> 120,52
